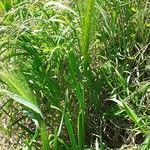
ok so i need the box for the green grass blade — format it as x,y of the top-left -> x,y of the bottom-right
78,111 -> 84,150
1,89 -> 43,118
122,102 -> 147,135
140,134 -> 150,150
81,0 -> 95,67
64,114 -> 78,149
0,68 -> 37,104
40,121 -> 50,150
112,98 -> 148,135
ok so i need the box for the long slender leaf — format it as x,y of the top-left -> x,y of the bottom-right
40,121 -> 50,150
64,114 -> 78,149
1,89 -> 43,118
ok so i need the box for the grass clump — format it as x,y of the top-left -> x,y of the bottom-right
0,0 -> 150,149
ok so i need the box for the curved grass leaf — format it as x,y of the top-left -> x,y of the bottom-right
1,89 -> 43,118
111,97 -> 148,135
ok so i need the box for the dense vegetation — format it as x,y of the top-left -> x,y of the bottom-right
0,0 -> 150,149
